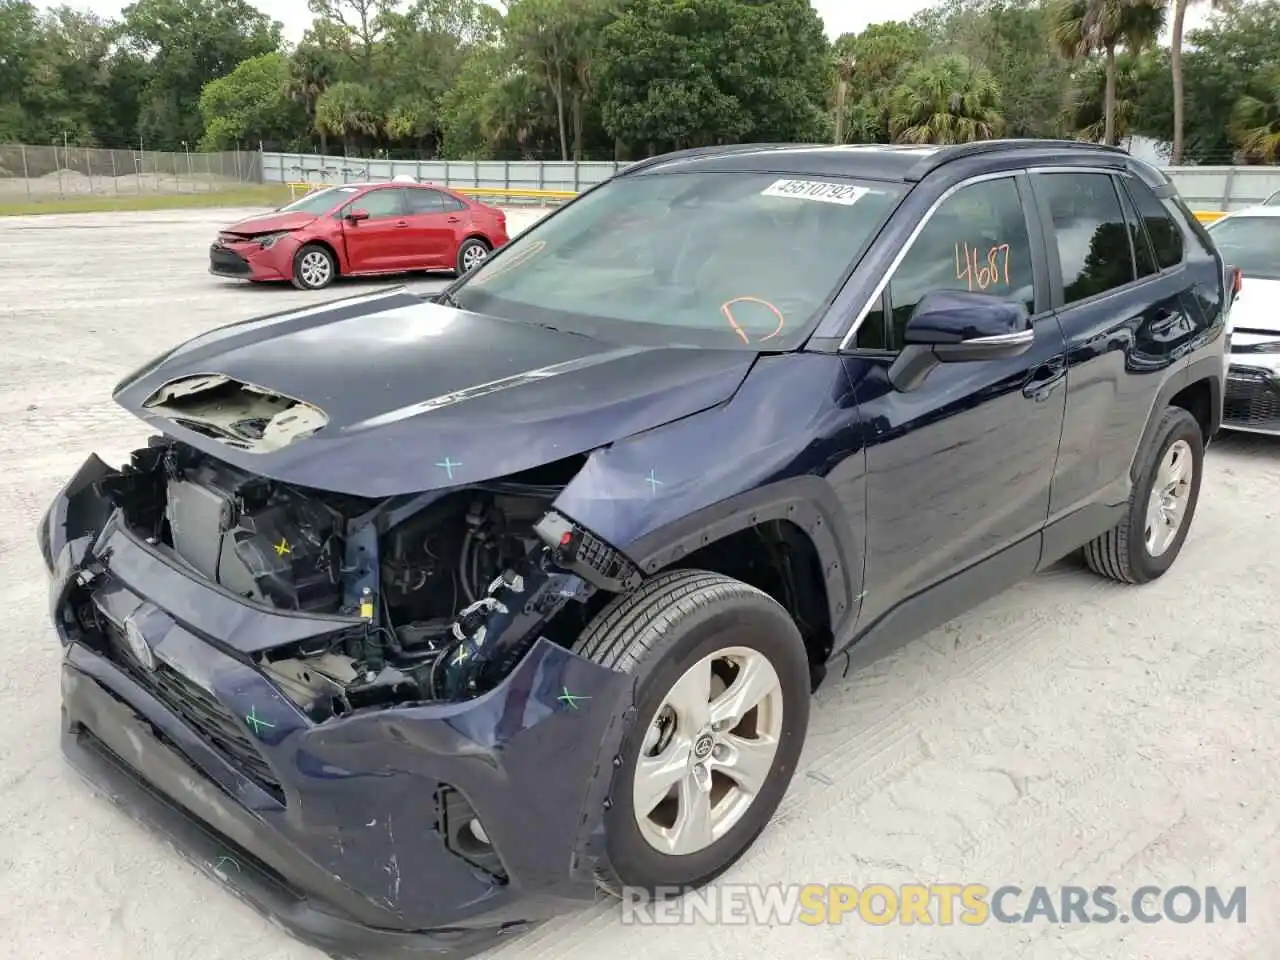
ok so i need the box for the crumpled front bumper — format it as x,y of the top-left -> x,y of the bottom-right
208,239 -> 293,282
41,455 -> 637,959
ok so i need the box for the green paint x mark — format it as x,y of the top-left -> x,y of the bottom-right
557,686 -> 591,710
245,706 -> 275,736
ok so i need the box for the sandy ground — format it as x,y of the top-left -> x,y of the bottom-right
1,208 -> 1277,960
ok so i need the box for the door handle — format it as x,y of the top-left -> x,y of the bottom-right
395,220 -> 409,228
447,216 -> 461,223
1022,359 -> 1066,402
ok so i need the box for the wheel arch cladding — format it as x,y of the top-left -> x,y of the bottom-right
549,354 -> 867,660
1130,355 -> 1222,483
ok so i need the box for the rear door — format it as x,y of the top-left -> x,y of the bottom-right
1028,168 -> 1204,562
402,187 -> 466,268
339,186 -> 413,272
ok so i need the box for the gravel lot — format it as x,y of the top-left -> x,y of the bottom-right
2,209 -> 1277,960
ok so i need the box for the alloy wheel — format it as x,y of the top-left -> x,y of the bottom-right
1144,439 -> 1194,557
299,250 -> 332,288
632,646 -> 784,856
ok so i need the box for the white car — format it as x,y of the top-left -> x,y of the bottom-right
1207,206 -> 1280,435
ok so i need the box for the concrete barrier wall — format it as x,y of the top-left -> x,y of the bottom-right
262,151 -> 1279,215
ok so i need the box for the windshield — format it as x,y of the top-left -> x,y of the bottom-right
450,170 -> 905,349
276,185 -> 361,215
1208,215 -> 1280,280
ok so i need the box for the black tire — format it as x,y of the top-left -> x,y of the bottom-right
1082,406 -> 1204,584
454,237 -> 490,275
291,243 -> 337,290
574,569 -> 811,897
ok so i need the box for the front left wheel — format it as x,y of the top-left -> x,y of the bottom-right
574,569 -> 811,896
291,243 -> 337,290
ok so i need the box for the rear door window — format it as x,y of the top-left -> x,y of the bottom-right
1033,172 -> 1136,306
1117,180 -> 1158,279
1124,177 -> 1184,269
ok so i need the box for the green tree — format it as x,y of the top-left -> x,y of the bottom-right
832,21 -> 932,143
1168,0 -> 1229,164
314,79 -> 380,150
286,41 -> 342,152
504,0 -> 612,161
1230,66 -> 1280,162
118,0 -> 282,149
888,52 -> 1004,144
597,0 -> 829,155
1061,48 -> 1153,142
197,51 -> 304,149
1050,0 -> 1165,146
915,0 -> 1072,138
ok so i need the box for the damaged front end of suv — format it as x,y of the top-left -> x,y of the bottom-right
39,287 -> 764,958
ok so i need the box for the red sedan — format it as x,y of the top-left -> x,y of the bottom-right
209,181 -> 510,290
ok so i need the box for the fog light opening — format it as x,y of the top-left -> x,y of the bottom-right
466,818 -> 490,847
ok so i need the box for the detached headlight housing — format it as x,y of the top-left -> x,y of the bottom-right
257,231 -> 293,249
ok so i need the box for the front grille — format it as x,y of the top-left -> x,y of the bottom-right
102,622 -> 285,804
209,244 -> 252,276
1224,366 -> 1280,432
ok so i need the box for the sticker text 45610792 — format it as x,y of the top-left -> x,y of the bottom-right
760,179 -> 873,206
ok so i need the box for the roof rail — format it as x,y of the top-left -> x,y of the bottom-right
904,138 -> 1129,180
615,143 -> 805,177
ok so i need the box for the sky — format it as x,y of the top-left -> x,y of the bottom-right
83,0 -> 1212,45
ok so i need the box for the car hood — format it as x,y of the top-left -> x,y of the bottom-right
220,211 -> 319,238
113,288 -> 760,498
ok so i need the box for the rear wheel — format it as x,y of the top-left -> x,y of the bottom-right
291,244 -> 337,290
455,237 -> 490,275
1083,406 -> 1203,584
574,569 -> 810,895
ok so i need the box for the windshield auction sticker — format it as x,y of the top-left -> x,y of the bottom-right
761,179 -> 871,205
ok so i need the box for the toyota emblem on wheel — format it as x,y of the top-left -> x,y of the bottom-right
123,616 -> 155,671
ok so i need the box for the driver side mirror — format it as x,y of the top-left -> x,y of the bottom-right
888,289 -> 1034,392
345,208 -> 370,223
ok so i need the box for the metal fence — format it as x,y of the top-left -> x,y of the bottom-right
1163,166 -> 1280,212
262,152 -> 624,201
263,150 -> 1279,213
0,144 -> 263,201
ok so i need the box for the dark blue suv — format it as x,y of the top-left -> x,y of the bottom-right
40,140 -> 1226,958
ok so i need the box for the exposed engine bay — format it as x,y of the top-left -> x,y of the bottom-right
89,436 -> 637,720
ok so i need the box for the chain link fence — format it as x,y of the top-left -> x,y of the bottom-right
0,143 -> 263,202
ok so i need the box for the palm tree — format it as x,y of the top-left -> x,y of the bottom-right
314,81 -> 381,153
887,54 -> 1004,145
1169,0 -> 1228,164
1050,0 -> 1165,146
285,48 -> 335,155
833,53 -> 855,144
1229,68 -> 1280,162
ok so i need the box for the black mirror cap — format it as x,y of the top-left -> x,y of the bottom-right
902,289 -> 1031,346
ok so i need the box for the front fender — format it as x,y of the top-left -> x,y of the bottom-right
551,354 -> 866,637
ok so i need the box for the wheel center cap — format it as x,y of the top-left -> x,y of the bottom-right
692,733 -> 714,761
